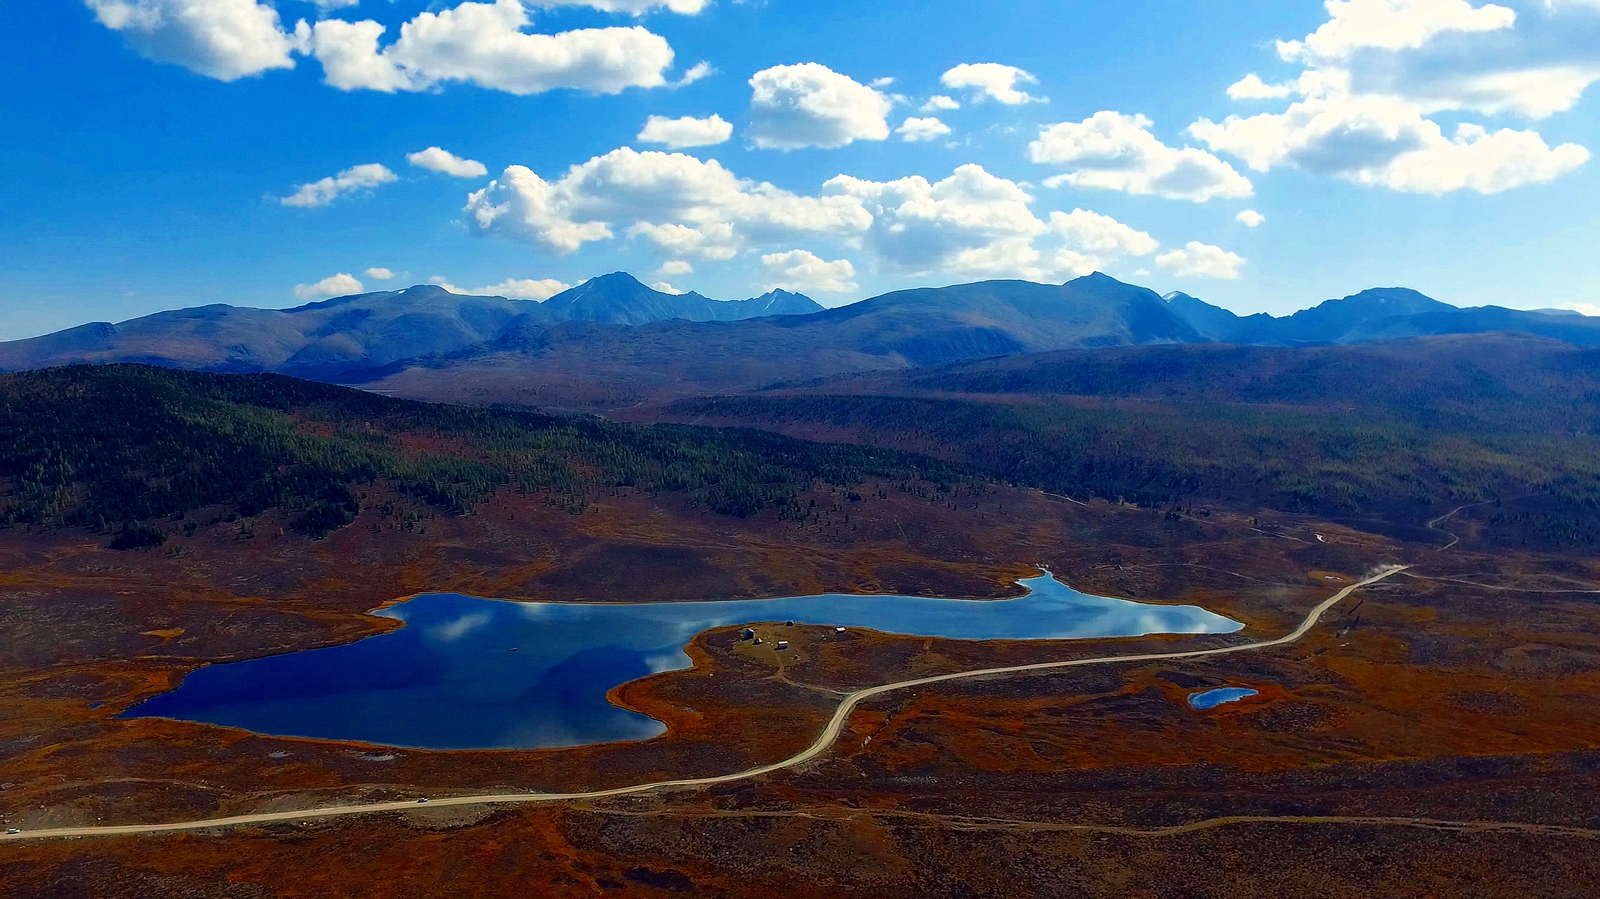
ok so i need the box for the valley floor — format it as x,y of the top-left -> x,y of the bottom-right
2,486 -> 1599,896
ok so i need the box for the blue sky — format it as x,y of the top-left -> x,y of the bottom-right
1,0 -> 1597,339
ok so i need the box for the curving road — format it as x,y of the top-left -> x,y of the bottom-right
1,566 -> 1406,844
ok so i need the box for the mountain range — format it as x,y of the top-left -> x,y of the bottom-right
3,271 -> 1597,409
0,275 -> 822,382
1164,287 -> 1600,346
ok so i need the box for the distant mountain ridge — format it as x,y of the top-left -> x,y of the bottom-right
544,273 -> 821,325
0,275 -> 822,380
5,272 -> 1599,410
1164,287 -> 1600,346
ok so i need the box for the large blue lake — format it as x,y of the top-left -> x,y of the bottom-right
124,571 -> 1241,751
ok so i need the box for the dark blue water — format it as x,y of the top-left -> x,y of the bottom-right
1187,687 -> 1259,710
125,571 -> 1240,751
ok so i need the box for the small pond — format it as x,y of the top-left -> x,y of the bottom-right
125,571 -> 1241,751
1188,687 -> 1260,710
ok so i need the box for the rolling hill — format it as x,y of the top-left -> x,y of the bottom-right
657,333 -> 1600,531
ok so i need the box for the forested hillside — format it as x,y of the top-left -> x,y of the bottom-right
666,336 -> 1600,538
0,366 -> 965,544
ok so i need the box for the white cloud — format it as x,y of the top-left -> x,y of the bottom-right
1048,209 -> 1160,257
896,116 -> 952,142
921,95 -> 961,112
1558,301 -> 1600,317
279,163 -> 397,207
294,272 -> 364,299
940,63 -> 1045,104
1397,64 -> 1600,120
407,147 -> 489,178
870,77 -> 897,88
467,147 -> 1188,285
537,0 -> 709,14
823,165 -> 1048,278
1156,242 -> 1246,279
1236,209 -> 1267,227
1030,112 -> 1254,203
1246,8 -> 1600,122
1203,0 -> 1596,197
1228,74 -> 1296,100
309,0 -> 676,95
651,281 -> 686,294
428,276 -> 462,293
1191,94 -> 1589,194
365,267 -> 395,280
464,147 -> 873,255
84,0 -> 308,81
821,165 -> 1157,281
1278,0 -> 1517,63
672,60 -> 715,87
474,277 -> 571,299
747,63 -> 893,150
637,114 -> 734,149
761,250 -> 858,293
628,221 -> 740,259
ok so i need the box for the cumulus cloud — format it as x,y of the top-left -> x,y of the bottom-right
309,0 -> 676,95
1030,112 -> 1254,203
940,63 -> 1045,104
761,250 -> 858,293
279,163 -> 397,207
465,146 -> 1183,285
474,277 -> 571,299
1238,4 -> 1600,121
84,0 -> 307,81
308,0 -> 358,9
1236,209 -> 1266,227
365,267 -> 396,280
1156,242 -> 1246,279
651,281 -> 685,294
921,95 -> 961,112
537,0 -> 708,14
1205,0 -> 1596,196
1048,209 -> 1160,257
822,165 -> 1157,281
896,116 -> 952,142
823,165 -> 1048,277
1277,0 -> 1516,63
407,147 -> 489,178
1228,74 -> 1297,100
1190,94 -> 1589,194
628,221 -> 740,259
746,63 -> 893,150
294,272 -> 364,299
464,147 -> 872,256
637,114 -> 734,149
